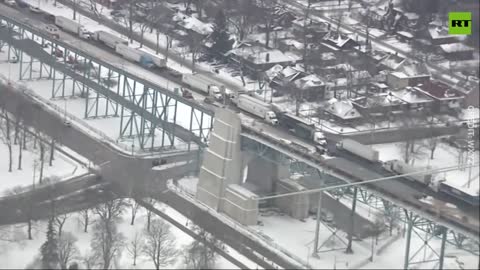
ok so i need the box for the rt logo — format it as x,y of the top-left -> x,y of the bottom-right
449,12 -> 472,35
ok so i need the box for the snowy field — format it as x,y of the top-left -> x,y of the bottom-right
0,198 -> 245,269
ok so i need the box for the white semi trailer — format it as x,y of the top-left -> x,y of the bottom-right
234,94 -> 278,125
182,73 -> 222,100
54,16 -> 90,39
336,139 -> 379,162
383,159 -> 432,185
137,47 -> 166,68
94,30 -> 128,49
115,44 -> 155,68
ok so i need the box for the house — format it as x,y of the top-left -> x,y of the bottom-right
428,26 -> 463,45
226,45 -> 300,78
387,71 -> 430,89
321,31 -> 359,51
275,10 -> 297,28
278,38 -> 304,53
377,53 -> 406,71
439,43 -> 474,61
367,82 -> 389,94
293,74 -> 326,101
324,98 -> 363,122
292,19 -> 330,42
351,92 -> 408,116
390,87 -> 435,111
414,81 -> 465,112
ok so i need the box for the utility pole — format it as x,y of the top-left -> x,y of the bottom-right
313,173 -> 324,257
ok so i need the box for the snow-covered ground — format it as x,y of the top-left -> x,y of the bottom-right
0,198 -> 245,269
0,119 -> 86,197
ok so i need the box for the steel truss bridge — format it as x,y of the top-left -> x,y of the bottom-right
0,11 -> 478,269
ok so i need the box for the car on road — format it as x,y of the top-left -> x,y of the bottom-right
15,0 -> 29,8
44,24 -> 60,39
64,120 -> 71,127
4,0 -> 16,7
29,6 -> 43,14
44,13 -> 56,23
203,96 -> 215,105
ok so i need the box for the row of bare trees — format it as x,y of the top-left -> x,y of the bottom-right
0,110 -> 56,184
23,196 -> 222,269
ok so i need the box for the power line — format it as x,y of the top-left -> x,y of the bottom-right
253,162 -> 480,201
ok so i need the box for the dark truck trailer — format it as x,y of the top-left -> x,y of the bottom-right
277,112 -> 326,148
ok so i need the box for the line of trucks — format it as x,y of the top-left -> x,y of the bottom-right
336,139 -> 479,206
30,10 -> 479,208
44,16 -> 167,70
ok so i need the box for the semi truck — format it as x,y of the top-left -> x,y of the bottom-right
383,159 -> 432,185
233,94 -> 278,125
94,30 -> 128,49
115,44 -> 156,69
277,112 -> 327,149
181,73 -> 223,100
137,47 -> 166,68
336,139 -> 379,162
54,16 -> 90,39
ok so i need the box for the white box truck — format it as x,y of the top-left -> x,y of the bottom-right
235,94 -> 278,125
182,73 -> 222,100
336,139 -> 379,162
55,16 -> 90,39
94,30 -> 128,49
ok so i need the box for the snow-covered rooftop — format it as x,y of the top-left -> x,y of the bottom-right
228,46 -> 299,65
390,87 -> 434,104
440,43 -> 475,53
325,99 -> 362,120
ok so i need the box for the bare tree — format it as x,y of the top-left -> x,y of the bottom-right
17,122 -> 23,170
185,32 -> 205,71
126,231 -> 143,266
58,232 -> 80,269
78,208 -> 92,233
0,111 -> 13,172
142,219 -> 177,270
55,213 -> 70,237
93,198 -> 126,223
7,186 -> 36,240
279,81 -> 304,116
144,197 -> 156,232
227,0 -> 258,41
257,0 -> 280,48
301,0 -> 313,72
183,225 -> 224,269
49,139 -> 55,166
130,200 -> 140,226
91,219 -> 125,269
81,251 -> 98,270
38,140 -> 46,184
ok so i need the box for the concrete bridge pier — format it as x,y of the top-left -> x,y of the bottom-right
196,109 -> 259,225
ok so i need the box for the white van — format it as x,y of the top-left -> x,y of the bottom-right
44,24 -> 60,39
